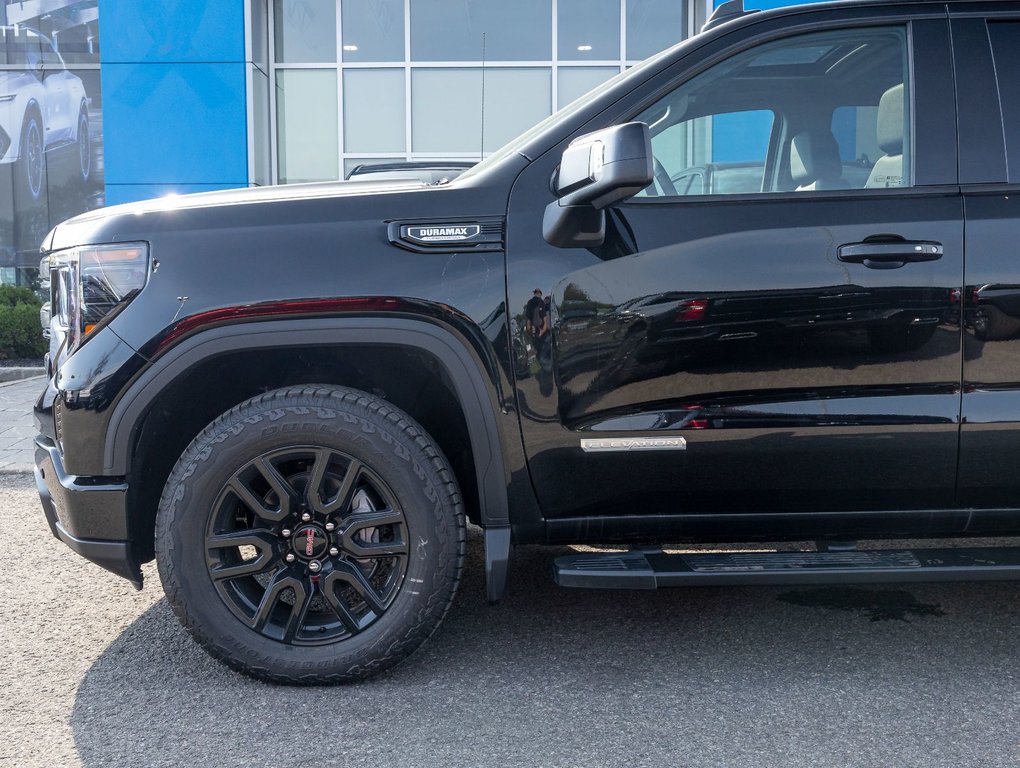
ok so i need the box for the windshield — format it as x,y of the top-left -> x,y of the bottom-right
457,44 -> 678,181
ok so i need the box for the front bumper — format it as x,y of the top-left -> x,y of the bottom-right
34,437 -> 142,588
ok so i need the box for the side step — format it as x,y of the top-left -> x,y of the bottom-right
553,547 -> 1020,589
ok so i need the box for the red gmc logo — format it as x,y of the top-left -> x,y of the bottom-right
305,527 -> 315,557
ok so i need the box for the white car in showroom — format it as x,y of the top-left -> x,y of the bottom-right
0,25 -> 91,201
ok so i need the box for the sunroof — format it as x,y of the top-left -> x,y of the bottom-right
747,44 -> 838,67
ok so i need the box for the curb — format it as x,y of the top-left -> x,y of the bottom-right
0,368 -> 45,384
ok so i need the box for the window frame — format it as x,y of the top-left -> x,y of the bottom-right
953,12 -> 1020,186
602,14 -> 958,209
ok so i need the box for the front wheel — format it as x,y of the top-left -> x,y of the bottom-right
155,385 -> 466,684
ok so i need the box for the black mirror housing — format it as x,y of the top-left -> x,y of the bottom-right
541,203 -> 606,249
543,122 -> 653,248
555,122 -> 653,209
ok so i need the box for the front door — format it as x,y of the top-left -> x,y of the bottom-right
507,15 -> 964,532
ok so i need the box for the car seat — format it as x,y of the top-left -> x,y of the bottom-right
865,83 -> 906,188
791,130 -> 850,190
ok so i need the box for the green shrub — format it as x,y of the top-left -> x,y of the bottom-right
0,284 -> 41,309
0,301 -> 46,359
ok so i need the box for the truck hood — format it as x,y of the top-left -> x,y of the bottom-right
72,178 -> 428,222
42,177 -> 433,252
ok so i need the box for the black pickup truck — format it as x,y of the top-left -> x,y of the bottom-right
34,0 -> 1020,683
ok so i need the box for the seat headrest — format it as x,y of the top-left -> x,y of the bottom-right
877,83 -> 904,155
790,130 -> 843,186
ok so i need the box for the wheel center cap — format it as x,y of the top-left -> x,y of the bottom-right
291,524 -> 328,559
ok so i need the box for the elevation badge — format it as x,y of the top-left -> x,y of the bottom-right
580,436 -> 687,453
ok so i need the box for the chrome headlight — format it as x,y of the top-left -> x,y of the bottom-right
50,243 -> 149,351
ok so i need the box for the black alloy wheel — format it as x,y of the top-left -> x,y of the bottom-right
156,386 -> 466,684
205,445 -> 409,645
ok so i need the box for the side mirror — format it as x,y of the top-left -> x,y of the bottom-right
543,122 -> 653,249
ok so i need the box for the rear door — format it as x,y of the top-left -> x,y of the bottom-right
506,7 -> 964,534
954,2 -> 1020,514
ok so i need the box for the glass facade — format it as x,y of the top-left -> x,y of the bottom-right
263,0 -> 700,183
0,0 -> 104,285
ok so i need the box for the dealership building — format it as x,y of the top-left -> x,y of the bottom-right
0,0 -> 805,284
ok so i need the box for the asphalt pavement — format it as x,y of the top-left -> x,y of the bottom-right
2,473 -> 1020,767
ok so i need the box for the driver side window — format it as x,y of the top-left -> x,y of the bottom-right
634,26 -> 910,198
645,110 -> 775,196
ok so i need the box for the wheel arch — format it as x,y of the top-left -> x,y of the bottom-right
108,317 -> 514,561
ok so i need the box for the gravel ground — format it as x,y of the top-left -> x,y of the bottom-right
2,472 -> 1020,767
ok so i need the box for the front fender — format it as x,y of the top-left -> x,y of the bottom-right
104,316 -> 514,527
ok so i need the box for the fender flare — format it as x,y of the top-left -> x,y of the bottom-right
104,316 -> 511,527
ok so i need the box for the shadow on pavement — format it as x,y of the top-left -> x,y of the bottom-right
71,531 -> 1020,767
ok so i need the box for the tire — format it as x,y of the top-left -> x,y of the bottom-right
974,305 -> 1020,341
77,105 -> 91,183
16,111 -> 44,202
155,385 -> 466,684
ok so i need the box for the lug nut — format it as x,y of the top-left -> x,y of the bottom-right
329,546 -> 339,557
301,512 -> 312,522
281,528 -> 292,538
285,553 -> 296,563
324,522 -> 335,532
308,560 -> 322,573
